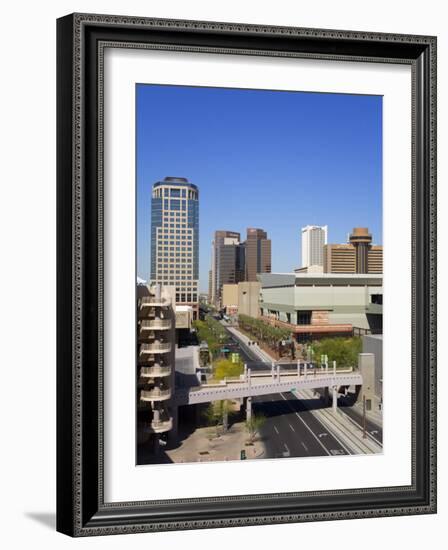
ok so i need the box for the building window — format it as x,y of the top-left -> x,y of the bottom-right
297,311 -> 312,325
371,294 -> 383,305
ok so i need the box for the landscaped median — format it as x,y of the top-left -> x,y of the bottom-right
238,314 -> 291,357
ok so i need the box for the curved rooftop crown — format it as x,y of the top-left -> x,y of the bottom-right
351,227 -> 370,236
163,177 -> 189,183
153,176 -> 198,191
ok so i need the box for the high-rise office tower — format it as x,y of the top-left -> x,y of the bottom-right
211,230 -> 245,306
324,227 -> 383,274
301,225 -> 328,268
349,227 -> 372,274
245,228 -> 271,282
150,177 -> 199,318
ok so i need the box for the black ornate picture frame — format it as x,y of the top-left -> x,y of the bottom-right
56,13 -> 437,536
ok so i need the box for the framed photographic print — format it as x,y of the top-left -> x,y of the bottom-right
56,13 -> 437,536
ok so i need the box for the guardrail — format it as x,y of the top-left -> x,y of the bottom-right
140,365 -> 171,377
141,388 -> 171,401
149,418 -> 173,432
140,342 -> 172,353
140,296 -> 170,307
140,319 -> 172,330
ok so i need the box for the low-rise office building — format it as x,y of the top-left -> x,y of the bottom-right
222,283 -> 239,314
238,281 -> 261,318
258,272 -> 382,341
220,281 -> 261,318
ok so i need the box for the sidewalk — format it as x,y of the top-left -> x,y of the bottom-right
225,325 -> 273,364
350,399 -> 383,427
166,420 -> 265,463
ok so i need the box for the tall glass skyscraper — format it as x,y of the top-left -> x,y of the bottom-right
150,177 -> 199,318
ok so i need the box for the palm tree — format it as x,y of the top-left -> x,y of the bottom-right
245,414 -> 266,443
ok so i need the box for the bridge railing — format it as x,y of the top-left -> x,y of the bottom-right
197,365 -> 357,390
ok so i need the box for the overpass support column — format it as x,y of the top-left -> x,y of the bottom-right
246,397 -> 252,422
223,408 -> 228,433
332,386 -> 338,413
324,386 -> 330,406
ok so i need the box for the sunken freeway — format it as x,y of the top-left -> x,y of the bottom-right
220,326 -> 354,458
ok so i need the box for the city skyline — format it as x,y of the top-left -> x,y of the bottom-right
137,84 -> 383,291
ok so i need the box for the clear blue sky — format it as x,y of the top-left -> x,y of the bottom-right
136,84 -> 382,292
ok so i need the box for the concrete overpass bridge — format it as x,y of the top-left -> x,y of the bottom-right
174,363 -> 363,416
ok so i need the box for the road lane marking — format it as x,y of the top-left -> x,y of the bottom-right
273,425 -> 279,435
301,442 -> 308,452
338,408 -> 382,446
289,391 -> 353,455
279,393 -> 331,456
288,423 -> 295,432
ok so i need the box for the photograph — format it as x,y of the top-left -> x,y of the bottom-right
135,84 -> 384,465
54,10 -> 436,537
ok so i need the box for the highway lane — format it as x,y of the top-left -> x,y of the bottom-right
253,392 -> 350,459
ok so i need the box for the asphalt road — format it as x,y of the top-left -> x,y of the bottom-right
253,391 -> 350,458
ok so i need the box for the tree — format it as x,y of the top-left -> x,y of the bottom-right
193,315 -> 229,360
238,314 -> 290,353
245,414 -> 266,443
203,400 -> 232,436
213,358 -> 244,380
312,337 -> 362,369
